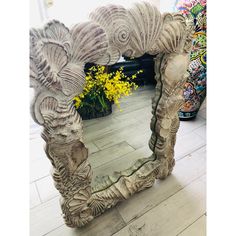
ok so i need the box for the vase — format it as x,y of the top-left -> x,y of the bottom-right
176,0 -> 207,120
77,95 -> 112,120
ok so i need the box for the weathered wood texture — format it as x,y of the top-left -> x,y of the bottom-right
30,2 -> 194,227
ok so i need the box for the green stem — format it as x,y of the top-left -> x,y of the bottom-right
97,95 -> 107,111
80,101 -> 94,108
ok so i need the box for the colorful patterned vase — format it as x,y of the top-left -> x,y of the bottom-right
176,0 -> 206,120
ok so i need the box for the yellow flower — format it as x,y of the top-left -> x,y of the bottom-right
73,65 -> 143,110
73,96 -> 81,109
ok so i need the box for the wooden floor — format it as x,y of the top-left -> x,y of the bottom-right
30,85 -> 206,236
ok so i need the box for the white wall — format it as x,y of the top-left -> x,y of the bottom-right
30,0 -> 178,28
30,0 -> 162,27
30,0 -> 43,27
160,0 -> 177,13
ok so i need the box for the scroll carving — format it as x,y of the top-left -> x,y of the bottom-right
30,2 -> 194,227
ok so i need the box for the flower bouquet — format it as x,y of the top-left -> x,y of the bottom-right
73,65 -> 143,120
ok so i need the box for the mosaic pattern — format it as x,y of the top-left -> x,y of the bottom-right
176,0 -> 206,119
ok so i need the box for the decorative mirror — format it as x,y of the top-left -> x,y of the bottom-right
30,2 -> 193,227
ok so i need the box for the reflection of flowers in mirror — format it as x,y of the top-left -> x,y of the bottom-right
73,65 -> 143,112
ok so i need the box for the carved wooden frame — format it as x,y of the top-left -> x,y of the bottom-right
30,2 -> 193,228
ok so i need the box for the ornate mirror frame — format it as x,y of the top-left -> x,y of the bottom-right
30,2 -> 193,228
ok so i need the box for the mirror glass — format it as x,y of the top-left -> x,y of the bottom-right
77,55 -> 158,188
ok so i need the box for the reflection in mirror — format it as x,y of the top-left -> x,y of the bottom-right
81,55 -> 157,189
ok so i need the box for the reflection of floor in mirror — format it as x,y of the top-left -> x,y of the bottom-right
30,85 -> 206,236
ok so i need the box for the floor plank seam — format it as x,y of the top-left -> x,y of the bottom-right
192,130 -> 206,140
43,209 -> 127,236
30,194 -> 60,211
114,172 -> 206,232
30,173 -> 51,184
91,141 -> 101,152
43,223 -> 65,236
176,144 -> 206,162
175,212 -> 206,236
85,120 -> 143,144
112,208 -> 128,235
179,122 -> 206,137
126,139 -> 150,151
198,109 -> 206,118
35,181 -> 43,204
91,141 -> 135,169
113,106 -> 152,121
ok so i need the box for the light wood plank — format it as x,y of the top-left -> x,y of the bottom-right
84,116 -> 138,143
89,141 -> 135,169
45,208 -> 126,236
175,131 -> 205,160
178,116 -> 206,136
83,118 -> 99,128
30,183 -> 41,208
30,157 -> 51,183
117,146 -> 206,223
36,175 -> 59,203
178,215 -> 206,236
93,122 -> 147,150
113,100 -> 152,121
30,137 -> 46,162
86,142 -> 99,154
125,130 -> 151,150
92,111 -> 205,152
126,128 -> 205,160
114,175 -> 206,236
92,145 -> 152,180
193,125 -> 206,140
30,197 -> 64,236
115,106 -> 152,125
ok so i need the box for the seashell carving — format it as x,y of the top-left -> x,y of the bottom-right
44,20 -> 71,52
58,63 -> 85,96
172,13 -> 186,26
30,30 -> 43,83
30,28 -> 46,43
30,22 -> 88,96
95,46 -> 121,65
30,30 -> 64,91
162,13 -> 174,23
124,2 -> 163,57
155,21 -> 185,53
30,58 -> 38,87
90,4 -> 131,64
39,96 -> 59,125
63,187 -> 91,214
42,42 -> 68,73
88,197 -> 106,216
30,20 -> 71,55
90,5 -> 130,48
70,21 -> 108,63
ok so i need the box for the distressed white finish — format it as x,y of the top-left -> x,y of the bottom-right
30,2 -> 193,227
29,87 -> 207,236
